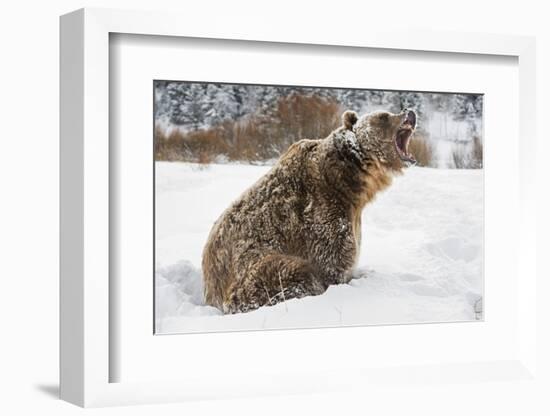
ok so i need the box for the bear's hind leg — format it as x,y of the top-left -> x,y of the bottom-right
223,254 -> 327,314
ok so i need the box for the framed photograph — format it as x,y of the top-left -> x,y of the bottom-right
152,80 -> 484,334
60,8 -> 538,407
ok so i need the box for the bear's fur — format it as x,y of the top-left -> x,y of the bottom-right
202,109 -> 417,313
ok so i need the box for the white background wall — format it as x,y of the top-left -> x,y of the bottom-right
0,0 -> 548,414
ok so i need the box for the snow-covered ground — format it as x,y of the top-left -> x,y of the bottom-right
155,162 -> 483,334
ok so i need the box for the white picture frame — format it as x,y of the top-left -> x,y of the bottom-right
60,7 -> 538,407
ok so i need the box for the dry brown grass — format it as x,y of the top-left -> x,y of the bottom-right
471,135 -> 483,168
154,126 -> 184,161
274,94 -> 341,145
450,136 -> 483,169
154,94 -> 342,163
408,133 -> 435,167
155,95 -> 459,169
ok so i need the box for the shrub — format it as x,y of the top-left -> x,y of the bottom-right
408,134 -> 435,167
154,93 -> 342,163
450,136 -> 483,169
273,93 -> 341,144
471,135 -> 483,169
154,127 -> 187,161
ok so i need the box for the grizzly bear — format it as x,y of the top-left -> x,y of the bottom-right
202,109 -> 417,313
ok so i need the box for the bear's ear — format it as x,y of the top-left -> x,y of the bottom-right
342,111 -> 358,130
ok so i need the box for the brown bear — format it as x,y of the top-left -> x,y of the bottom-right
202,109 -> 417,313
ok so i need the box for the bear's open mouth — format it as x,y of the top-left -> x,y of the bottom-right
394,110 -> 417,164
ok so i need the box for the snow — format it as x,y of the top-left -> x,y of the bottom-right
155,162 -> 483,334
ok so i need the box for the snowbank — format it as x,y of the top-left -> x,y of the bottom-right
155,162 -> 483,334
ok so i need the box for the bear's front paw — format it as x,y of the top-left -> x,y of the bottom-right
222,292 -> 261,314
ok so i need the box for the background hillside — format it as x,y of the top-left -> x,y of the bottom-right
154,81 -> 483,168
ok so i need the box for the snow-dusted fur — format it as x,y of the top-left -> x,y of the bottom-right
202,110 -> 414,313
